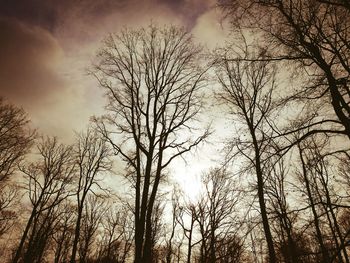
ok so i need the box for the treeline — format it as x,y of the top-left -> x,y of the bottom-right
1,0 -> 350,262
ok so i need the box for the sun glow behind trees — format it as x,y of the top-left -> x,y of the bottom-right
1,1 -> 350,262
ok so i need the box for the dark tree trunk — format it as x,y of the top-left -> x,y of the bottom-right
70,205 -> 84,263
250,126 -> 277,263
298,145 -> 330,263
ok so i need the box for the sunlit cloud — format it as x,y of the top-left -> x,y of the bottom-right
0,0 -> 220,142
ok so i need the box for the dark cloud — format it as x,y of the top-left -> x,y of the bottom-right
0,0 -> 211,33
0,16 -> 64,109
0,0 -> 58,31
0,1 -> 117,30
0,0 -> 216,141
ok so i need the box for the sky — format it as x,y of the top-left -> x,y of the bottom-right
0,0 -> 233,197
0,0 -> 229,142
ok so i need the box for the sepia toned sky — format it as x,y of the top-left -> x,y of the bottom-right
0,0 -> 229,142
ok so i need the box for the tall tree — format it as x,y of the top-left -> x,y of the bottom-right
78,195 -> 106,263
215,55 -> 278,262
52,201 -> 76,263
98,203 -> 134,263
93,25 -> 210,263
176,199 -> 198,263
0,99 -> 34,239
0,98 -> 34,183
70,128 -> 111,263
0,183 -> 19,238
195,168 -> 241,263
265,157 -> 300,263
297,135 -> 350,262
219,0 -> 350,139
12,137 -> 75,263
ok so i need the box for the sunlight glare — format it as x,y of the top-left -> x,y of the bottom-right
170,157 -> 209,203
179,173 -> 203,203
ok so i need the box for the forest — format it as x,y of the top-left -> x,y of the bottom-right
1,0 -> 350,262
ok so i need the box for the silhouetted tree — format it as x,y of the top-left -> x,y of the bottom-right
162,192 -> 181,263
52,201 -> 76,263
216,53 -> 278,262
70,128 -> 111,263
97,202 -> 134,263
0,98 -> 34,183
93,24 -> 210,263
0,98 -> 34,240
215,234 -> 245,263
0,183 -> 19,237
219,0 -> 350,139
176,201 -> 198,263
78,195 -> 107,263
12,137 -> 75,263
297,135 -> 350,263
194,168 -> 241,263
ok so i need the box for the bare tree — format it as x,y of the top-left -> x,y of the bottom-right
194,168 -> 241,263
78,195 -> 106,263
70,128 -> 111,263
0,98 -> 34,183
215,234 -> 245,263
22,202 -> 66,263
296,135 -> 350,263
12,137 -> 75,263
92,24 -> 210,263
297,139 -> 331,263
176,200 -> 198,263
265,156 -> 300,263
219,0 -> 350,139
52,201 -> 76,263
0,99 -> 34,240
97,202 -> 134,263
215,54 -> 278,262
162,192 -> 181,263
0,183 -> 19,237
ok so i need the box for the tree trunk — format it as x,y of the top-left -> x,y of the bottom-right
250,127 -> 277,263
12,206 -> 38,263
70,205 -> 83,263
187,218 -> 194,263
298,145 -> 330,263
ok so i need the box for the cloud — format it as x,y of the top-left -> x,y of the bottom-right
0,0 -> 219,142
192,6 -> 230,48
0,0 -> 129,32
0,16 -> 100,142
0,0 -> 212,33
0,16 -> 64,109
